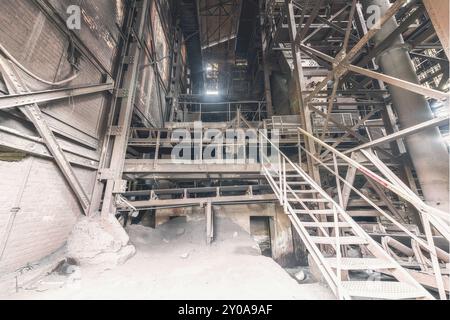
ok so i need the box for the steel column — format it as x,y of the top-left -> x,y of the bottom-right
89,0 -> 149,217
285,0 -> 320,183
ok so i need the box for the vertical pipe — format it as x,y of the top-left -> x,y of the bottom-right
362,0 -> 449,213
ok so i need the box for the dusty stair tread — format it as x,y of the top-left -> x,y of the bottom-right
325,258 -> 398,270
310,236 -> 368,245
347,210 -> 381,217
302,222 -> 352,228
287,198 -> 328,202
342,281 -> 429,300
291,190 -> 319,193
294,209 -> 335,215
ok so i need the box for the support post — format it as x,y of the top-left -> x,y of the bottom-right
285,0 -> 321,184
89,0 -> 149,217
206,200 -> 214,245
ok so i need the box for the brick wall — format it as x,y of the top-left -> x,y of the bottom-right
0,0 -> 172,280
0,158 -> 95,274
0,0 -> 124,277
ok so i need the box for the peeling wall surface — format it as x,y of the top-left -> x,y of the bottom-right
0,0 -> 125,276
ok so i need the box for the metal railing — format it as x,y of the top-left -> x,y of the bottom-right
297,127 -> 450,299
177,101 -> 266,122
258,129 -> 434,300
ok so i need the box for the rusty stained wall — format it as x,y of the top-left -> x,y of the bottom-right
0,0 -> 125,276
134,0 -> 173,127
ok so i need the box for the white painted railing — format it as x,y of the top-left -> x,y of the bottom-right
296,127 -> 449,299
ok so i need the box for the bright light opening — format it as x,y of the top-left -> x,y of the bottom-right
206,90 -> 219,95
431,101 -> 449,118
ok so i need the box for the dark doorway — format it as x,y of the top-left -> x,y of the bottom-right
250,216 -> 272,257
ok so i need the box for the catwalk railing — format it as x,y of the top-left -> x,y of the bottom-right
177,100 -> 267,123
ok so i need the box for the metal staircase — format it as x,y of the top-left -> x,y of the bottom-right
259,130 -> 435,300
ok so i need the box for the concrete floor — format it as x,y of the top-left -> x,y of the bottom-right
6,218 -> 334,300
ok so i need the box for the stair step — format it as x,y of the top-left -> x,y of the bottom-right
348,210 -> 381,217
302,222 -> 352,228
294,209 -> 335,215
311,236 -> 368,245
342,281 -> 428,300
291,190 -> 319,194
288,198 -> 328,203
287,182 -> 309,185
325,258 -> 398,270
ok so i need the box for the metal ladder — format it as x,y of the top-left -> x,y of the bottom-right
259,131 -> 434,300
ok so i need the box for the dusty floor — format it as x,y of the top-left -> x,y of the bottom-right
5,218 -> 334,300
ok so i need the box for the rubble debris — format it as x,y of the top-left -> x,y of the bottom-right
66,216 -> 136,269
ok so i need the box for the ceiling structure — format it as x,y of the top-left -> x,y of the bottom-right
198,0 -> 243,49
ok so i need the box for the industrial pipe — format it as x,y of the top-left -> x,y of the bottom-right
362,0 -> 449,213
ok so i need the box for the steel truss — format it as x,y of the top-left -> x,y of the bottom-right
259,0 -> 450,299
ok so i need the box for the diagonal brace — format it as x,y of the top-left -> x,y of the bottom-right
0,56 -> 90,214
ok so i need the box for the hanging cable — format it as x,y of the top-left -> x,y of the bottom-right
0,43 -> 79,86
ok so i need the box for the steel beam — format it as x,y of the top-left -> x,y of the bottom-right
0,125 -> 99,169
319,107 -> 384,159
123,160 -> 263,174
295,0 -> 324,43
89,0 -> 149,217
302,5 -> 350,43
346,64 -> 449,101
0,83 -> 114,110
344,116 -> 450,155
122,194 -> 278,210
299,44 -> 449,101
423,0 -> 449,59
0,57 -> 91,213
285,0 -> 321,183
303,0 -> 409,104
121,185 -> 273,197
